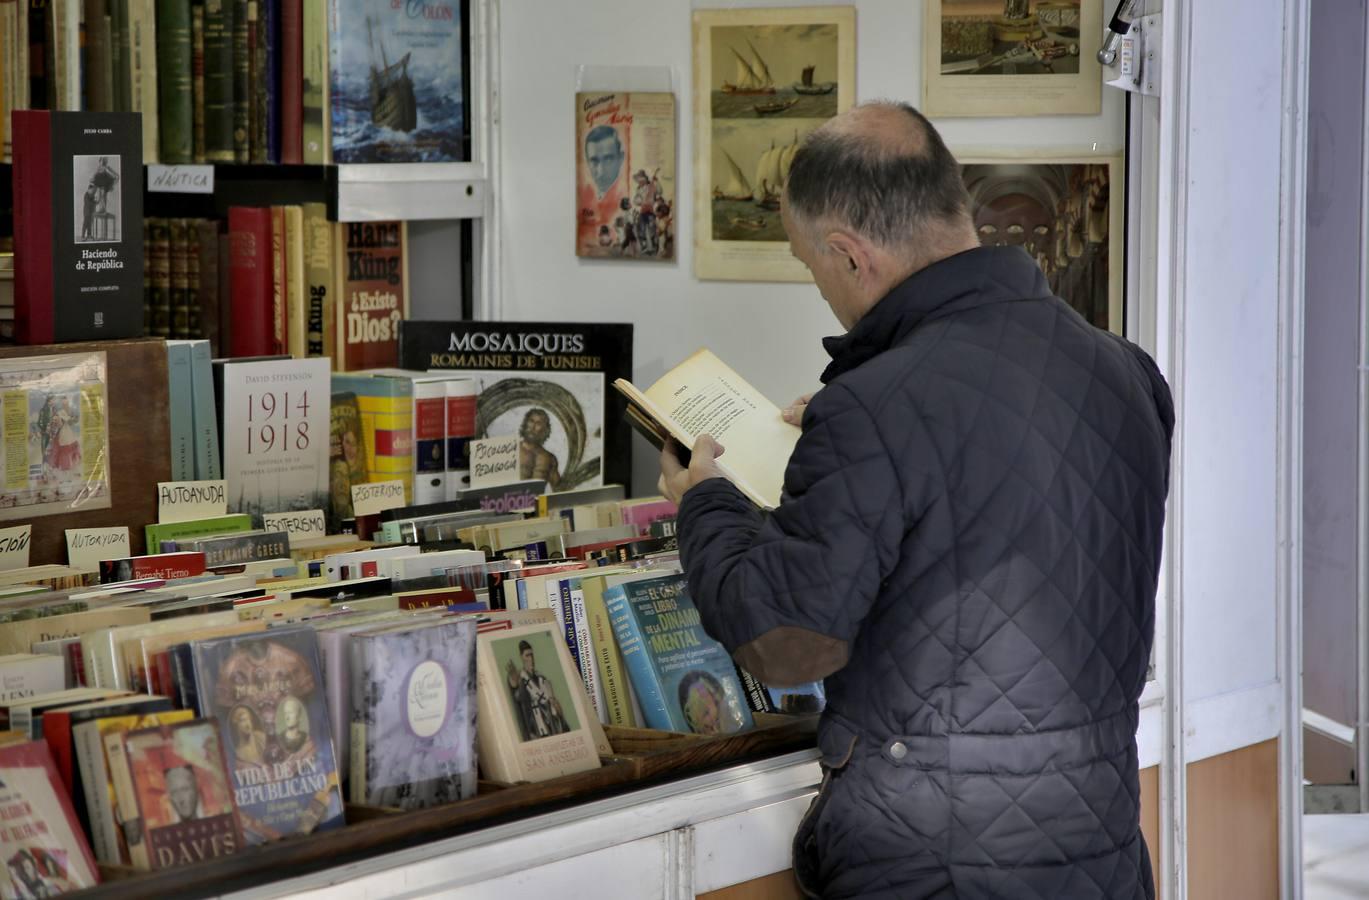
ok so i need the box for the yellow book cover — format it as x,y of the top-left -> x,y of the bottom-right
284,206 -> 307,358
302,203 -> 335,362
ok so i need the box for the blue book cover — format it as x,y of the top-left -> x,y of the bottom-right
166,341 -> 195,480
605,575 -> 753,736
327,0 -> 464,162
188,340 -> 223,480
191,627 -> 345,843
349,618 -> 477,809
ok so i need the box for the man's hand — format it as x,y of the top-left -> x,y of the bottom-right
782,393 -> 815,426
658,435 -> 725,504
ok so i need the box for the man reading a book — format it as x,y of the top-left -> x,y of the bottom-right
659,102 -> 1173,900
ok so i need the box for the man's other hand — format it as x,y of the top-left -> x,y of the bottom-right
658,435 -> 725,505
782,393 -> 815,425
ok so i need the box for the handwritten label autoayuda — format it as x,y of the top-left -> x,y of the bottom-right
66,527 -> 130,570
158,480 -> 228,524
351,480 -> 406,517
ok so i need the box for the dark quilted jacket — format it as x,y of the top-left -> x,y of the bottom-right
677,246 -> 1173,899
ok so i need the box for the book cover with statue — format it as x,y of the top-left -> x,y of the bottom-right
190,627 -> 344,844
348,618 -> 478,809
327,0 -> 464,162
605,573 -> 753,736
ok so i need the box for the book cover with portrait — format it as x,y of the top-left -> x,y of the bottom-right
190,627 -> 344,844
605,573 -> 753,736
474,619 -> 605,784
575,92 -> 676,262
348,618 -> 477,809
121,719 -> 243,870
11,111 -> 144,344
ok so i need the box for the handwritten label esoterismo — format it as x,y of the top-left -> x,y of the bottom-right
158,480 -> 228,524
66,527 -> 130,570
351,480 -> 406,517
0,525 -> 32,572
469,436 -> 520,489
146,164 -> 215,194
262,509 -> 327,537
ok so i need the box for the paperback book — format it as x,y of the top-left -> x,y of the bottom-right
0,740 -> 100,895
192,627 -> 345,843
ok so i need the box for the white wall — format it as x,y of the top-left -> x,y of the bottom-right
495,0 -> 1124,494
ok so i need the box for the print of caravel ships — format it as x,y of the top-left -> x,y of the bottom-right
368,18 -> 417,132
715,132 -> 801,211
723,39 -> 778,95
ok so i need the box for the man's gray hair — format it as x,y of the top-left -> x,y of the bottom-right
784,102 -> 971,251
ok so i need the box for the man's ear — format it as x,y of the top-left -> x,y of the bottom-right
826,230 -> 870,275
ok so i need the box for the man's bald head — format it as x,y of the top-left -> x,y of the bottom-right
785,101 -> 975,268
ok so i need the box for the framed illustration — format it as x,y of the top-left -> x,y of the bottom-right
958,153 -> 1123,334
575,92 -> 677,261
924,1 -> 1102,118
692,6 -> 856,282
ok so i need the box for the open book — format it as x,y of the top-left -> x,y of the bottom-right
613,349 -> 800,508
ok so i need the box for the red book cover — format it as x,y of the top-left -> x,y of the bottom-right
98,552 -> 208,584
333,222 -> 409,371
11,110 -> 145,344
228,207 -> 273,357
42,696 -> 174,803
396,586 -> 476,610
0,741 -> 101,894
270,206 -> 287,355
280,0 -> 303,164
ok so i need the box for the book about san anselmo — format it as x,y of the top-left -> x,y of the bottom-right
613,350 -> 799,509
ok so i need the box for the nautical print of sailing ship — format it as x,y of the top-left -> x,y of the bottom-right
722,39 -> 778,95
793,65 -> 836,96
713,132 -> 801,209
368,17 -> 417,133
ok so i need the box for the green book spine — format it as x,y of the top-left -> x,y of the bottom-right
191,1 -> 205,162
232,0 -> 248,161
248,0 -> 264,163
300,0 -> 324,163
202,0 -> 233,161
155,0 -> 193,163
109,0 -> 128,110
82,0 -> 113,109
144,514 -> 253,554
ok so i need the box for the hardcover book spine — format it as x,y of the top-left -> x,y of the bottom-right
284,204 -> 305,357
190,0 -> 205,162
227,206 -> 272,356
130,0 -> 158,162
300,0 -> 322,163
142,218 -> 151,332
166,341 -> 194,480
169,218 -> 190,337
195,219 -> 221,351
50,0 -> 80,109
108,0 -> 126,110
231,0 -> 247,161
412,379 -> 445,505
334,221 -> 408,371
83,0 -> 112,109
269,204 -> 285,354
189,342 -> 221,478
301,202 -> 332,359
605,585 -> 676,731
27,0 -> 46,111
155,0 -> 193,163
202,0 -> 233,161
263,0 -> 278,162
185,217 -> 202,335
11,110 -> 54,344
148,217 -> 171,337
443,378 -> 474,500
248,0 -> 264,162
278,0 -> 299,162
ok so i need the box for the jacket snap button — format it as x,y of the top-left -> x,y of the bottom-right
889,741 -> 908,760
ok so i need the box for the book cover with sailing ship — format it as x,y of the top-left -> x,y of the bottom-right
575,92 -> 676,261
691,7 -> 855,282
327,0 -> 464,162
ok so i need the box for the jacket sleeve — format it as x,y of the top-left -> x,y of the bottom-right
677,382 -> 916,687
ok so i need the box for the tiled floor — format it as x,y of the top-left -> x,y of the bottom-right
1306,814 -> 1369,898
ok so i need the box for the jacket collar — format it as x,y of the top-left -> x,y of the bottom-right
820,246 -> 1051,383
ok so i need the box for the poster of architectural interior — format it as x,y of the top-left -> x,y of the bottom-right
575,92 -> 677,261
959,154 -> 1123,333
924,1 -> 1102,118
692,6 -> 855,282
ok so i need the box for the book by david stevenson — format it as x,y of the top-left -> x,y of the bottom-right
120,719 -> 243,870
398,321 -> 634,492
349,618 -> 477,809
0,740 -> 101,895
12,111 -> 144,343
605,573 -> 753,736
191,627 -> 344,844
220,357 -> 331,525
327,0 -> 464,162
